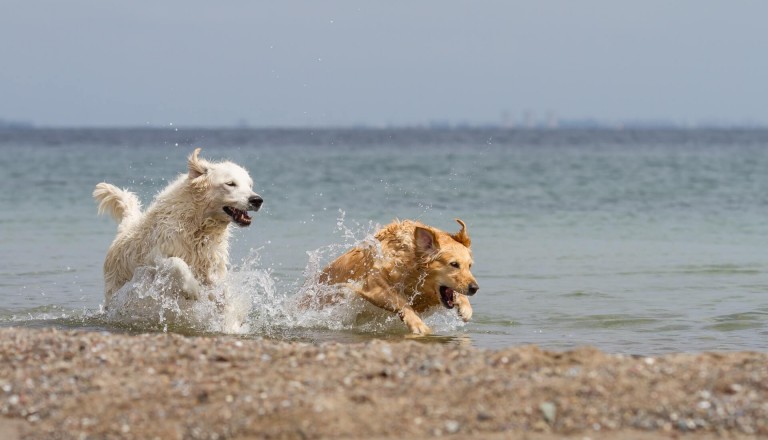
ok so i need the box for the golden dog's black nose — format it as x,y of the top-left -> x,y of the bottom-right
249,195 -> 263,210
467,282 -> 479,296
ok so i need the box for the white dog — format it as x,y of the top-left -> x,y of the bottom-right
93,148 -> 263,307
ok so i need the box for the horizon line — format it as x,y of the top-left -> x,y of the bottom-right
2,121 -> 768,131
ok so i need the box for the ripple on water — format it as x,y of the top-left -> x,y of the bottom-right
704,311 -> 768,332
565,314 -> 661,329
560,290 -> 614,299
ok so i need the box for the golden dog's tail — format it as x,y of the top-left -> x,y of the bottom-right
93,183 -> 142,225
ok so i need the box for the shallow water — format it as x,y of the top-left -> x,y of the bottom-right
1,128 -> 767,354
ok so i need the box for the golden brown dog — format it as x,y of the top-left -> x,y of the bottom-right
318,218 -> 479,334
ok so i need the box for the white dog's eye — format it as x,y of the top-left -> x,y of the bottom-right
450,262 -> 460,268
225,182 -> 237,187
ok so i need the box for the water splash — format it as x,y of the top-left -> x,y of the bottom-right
239,214 -> 467,337
240,219 -> 403,336
103,265 -> 250,334
10,214 -> 466,338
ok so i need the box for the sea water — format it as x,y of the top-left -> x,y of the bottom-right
1,128 -> 767,354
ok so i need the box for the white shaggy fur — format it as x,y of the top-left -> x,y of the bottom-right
94,148 -> 262,307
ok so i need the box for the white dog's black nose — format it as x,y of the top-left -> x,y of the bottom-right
467,282 -> 479,296
248,195 -> 263,210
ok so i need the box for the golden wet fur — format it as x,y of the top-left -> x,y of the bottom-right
93,148 -> 262,304
319,219 -> 479,334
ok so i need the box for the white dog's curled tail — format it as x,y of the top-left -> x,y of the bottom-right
93,183 -> 142,225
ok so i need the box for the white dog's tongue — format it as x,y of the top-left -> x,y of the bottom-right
225,207 -> 252,226
235,209 -> 252,225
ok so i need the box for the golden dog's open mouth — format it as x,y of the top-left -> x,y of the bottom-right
223,207 -> 252,227
439,286 -> 456,309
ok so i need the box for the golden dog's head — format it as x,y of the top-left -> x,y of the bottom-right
187,148 -> 263,227
415,219 -> 479,309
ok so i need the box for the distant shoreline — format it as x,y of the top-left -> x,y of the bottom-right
3,124 -> 768,131
3,126 -> 768,149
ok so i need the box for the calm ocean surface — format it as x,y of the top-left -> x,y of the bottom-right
1,128 -> 767,354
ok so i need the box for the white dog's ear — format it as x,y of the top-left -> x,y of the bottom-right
450,218 -> 471,248
188,148 -> 209,179
415,226 -> 439,256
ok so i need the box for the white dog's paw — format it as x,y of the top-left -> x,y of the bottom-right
179,277 -> 201,300
456,295 -> 473,322
165,257 -> 201,300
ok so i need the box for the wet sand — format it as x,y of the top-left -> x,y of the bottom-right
0,327 -> 765,439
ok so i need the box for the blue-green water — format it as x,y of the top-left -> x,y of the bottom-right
1,128 -> 767,354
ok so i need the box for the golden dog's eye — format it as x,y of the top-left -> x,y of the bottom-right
226,182 -> 237,187
450,262 -> 460,268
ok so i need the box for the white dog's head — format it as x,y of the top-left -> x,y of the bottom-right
187,148 -> 263,227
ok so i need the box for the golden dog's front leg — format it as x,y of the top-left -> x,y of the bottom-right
455,294 -> 473,322
350,279 -> 431,335
398,308 -> 431,335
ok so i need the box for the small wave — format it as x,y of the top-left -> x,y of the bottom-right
0,267 -> 77,277
473,315 -> 520,327
704,311 -> 768,332
617,264 -> 764,277
566,314 -> 661,329
0,305 -> 111,334
561,290 -> 614,298
0,305 -> 90,324
677,264 -> 763,275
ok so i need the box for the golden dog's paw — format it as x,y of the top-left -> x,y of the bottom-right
457,305 -> 473,322
456,296 -> 473,322
400,309 -> 431,335
406,318 -> 432,335
409,322 -> 432,335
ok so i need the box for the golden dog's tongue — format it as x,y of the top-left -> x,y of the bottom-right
440,286 -> 455,308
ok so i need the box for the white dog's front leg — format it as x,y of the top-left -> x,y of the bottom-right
161,257 -> 201,300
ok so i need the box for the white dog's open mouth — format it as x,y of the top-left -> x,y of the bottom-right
439,286 -> 456,309
223,207 -> 252,227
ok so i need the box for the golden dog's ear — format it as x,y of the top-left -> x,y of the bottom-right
414,226 -> 439,256
188,148 -> 209,179
450,218 -> 471,247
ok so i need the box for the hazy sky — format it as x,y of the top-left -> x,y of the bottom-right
2,1 -> 767,127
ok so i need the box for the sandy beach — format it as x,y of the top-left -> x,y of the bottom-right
0,327 -> 765,439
